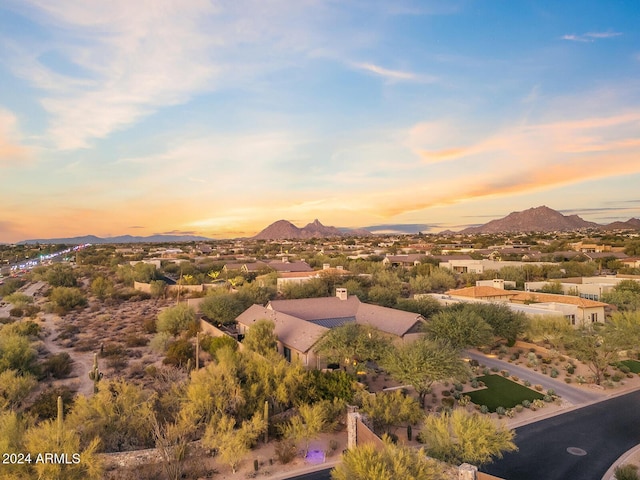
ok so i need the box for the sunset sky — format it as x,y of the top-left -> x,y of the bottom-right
1,1 -> 639,242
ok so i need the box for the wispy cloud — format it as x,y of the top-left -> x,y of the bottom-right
561,31 -> 622,42
351,62 -> 433,82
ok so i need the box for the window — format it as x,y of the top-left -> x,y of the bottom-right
591,313 -> 598,323
566,314 -> 576,326
283,346 -> 291,362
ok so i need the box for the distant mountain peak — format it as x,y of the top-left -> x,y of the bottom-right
253,219 -> 370,239
460,206 -> 600,234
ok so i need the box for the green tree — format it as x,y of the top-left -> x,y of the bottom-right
67,380 -> 156,452
381,338 -> 468,408
200,293 -> 245,325
280,402 -> 329,456
563,325 -> 620,385
24,418 -> 103,480
202,412 -> 266,474
0,333 -> 38,376
395,296 -> 441,319
181,360 -> 245,426
316,324 -> 391,371
243,319 -> 277,357
332,437 -> 448,480
90,276 -> 114,300
49,287 -> 87,313
358,390 -> 424,435
45,264 -> 78,287
602,280 -> 640,312
0,370 -> 37,410
523,315 -> 573,348
454,303 -> 525,346
156,304 -> 197,337
419,409 -> 517,466
150,279 -> 167,298
426,308 -> 494,349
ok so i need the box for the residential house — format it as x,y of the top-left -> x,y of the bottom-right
236,289 -> 425,368
382,254 -> 426,267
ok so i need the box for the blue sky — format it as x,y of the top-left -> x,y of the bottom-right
1,0 -> 639,241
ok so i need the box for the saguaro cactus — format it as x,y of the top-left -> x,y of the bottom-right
88,352 -> 103,393
57,395 -> 64,446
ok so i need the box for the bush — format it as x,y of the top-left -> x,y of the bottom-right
522,400 -> 531,409
543,395 -> 553,402
44,352 -> 74,378
9,307 -> 23,317
271,439 -> 294,463
441,390 -> 451,397
454,383 -> 463,392
142,317 -> 157,334
566,364 -> 575,375
612,373 -> 624,382
163,339 -> 194,367
565,377 -> 572,384
125,334 -> 149,348
29,385 -> 76,420
480,405 -> 489,414
614,464 -> 640,480
524,380 -> 531,387
547,389 -> 556,396
550,368 -> 559,378
534,384 -> 543,391
496,406 -> 506,416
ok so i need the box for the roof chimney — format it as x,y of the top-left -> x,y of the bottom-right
336,288 -> 348,300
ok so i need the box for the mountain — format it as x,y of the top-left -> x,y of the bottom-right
603,218 -> 640,230
459,206 -> 600,234
253,219 -> 370,240
18,234 -> 212,245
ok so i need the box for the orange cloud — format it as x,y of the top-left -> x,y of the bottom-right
0,110 -> 29,167
418,147 -> 468,162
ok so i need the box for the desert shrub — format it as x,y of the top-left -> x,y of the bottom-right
29,385 -> 76,420
150,332 -> 172,352
515,404 -> 523,413
496,406 -> 506,416
470,379 -> 479,389
125,334 -> 148,348
142,317 -> 157,334
275,438 -> 297,464
614,464 -> 640,480
524,380 -> 531,387
534,384 -> 543,391
107,354 -> 129,370
101,343 -> 125,358
620,365 -> 631,374
203,334 -> 238,357
566,364 -> 575,374
43,352 -> 74,378
550,368 -> 559,378
454,383 -> 464,392
543,395 -> 553,402
612,373 -> 624,382
532,399 -> 545,409
565,377 -> 572,384
441,397 -> 455,409
9,307 -> 23,317
480,405 -> 489,414
163,339 -> 194,367
522,400 -> 531,409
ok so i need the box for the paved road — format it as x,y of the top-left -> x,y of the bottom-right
284,468 -> 332,480
483,389 -> 640,480
466,351 -> 603,406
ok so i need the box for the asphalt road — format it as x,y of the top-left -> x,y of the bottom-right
284,468 -> 332,480
483,389 -> 640,480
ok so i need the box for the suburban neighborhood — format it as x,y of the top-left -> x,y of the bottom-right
2,208 -> 640,479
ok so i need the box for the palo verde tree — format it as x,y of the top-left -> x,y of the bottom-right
418,408 -> 517,467
332,436 -> 449,480
562,324 -> 620,385
381,338 -> 468,408
357,390 -> 424,435
243,319 -> 278,357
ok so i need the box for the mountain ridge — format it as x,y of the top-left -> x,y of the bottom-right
253,219 -> 370,239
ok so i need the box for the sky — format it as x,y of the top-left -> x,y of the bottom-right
1,0 -> 639,242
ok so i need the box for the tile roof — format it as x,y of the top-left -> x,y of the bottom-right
446,286 -> 519,298
509,292 -> 608,308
